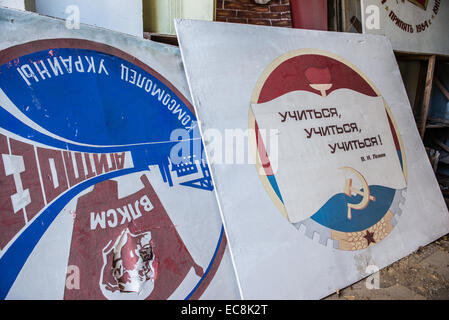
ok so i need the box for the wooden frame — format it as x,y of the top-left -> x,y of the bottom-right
434,77 -> 449,102
419,55 -> 436,138
395,52 -> 442,138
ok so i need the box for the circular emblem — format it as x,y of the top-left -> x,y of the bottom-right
249,49 -> 408,251
381,0 -> 441,33
0,39 -> 225,299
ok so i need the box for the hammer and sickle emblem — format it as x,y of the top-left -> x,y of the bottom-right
341,166 -> 376,220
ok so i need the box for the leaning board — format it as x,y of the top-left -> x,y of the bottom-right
175,19 -> 449,299
0,8 -> 240,300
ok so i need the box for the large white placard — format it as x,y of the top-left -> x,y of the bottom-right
176,19 -> 449,299
0,8 -> 240,300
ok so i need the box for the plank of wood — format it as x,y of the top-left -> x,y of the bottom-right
395,53 -> 432,61
426,124 -> 448,129
413,61 -> 426,116
344,0 -> 349,32
350,16 -> 362,33
143,32 -> 179,47
434,77 -> 449,101
434,138 -> 449,154
394,51 -> 449,60
419,55 -> 436,138
428,117 -> 449,125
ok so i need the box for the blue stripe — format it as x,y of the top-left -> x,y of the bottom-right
184,225 -> 224,300
0,168 -> 142,299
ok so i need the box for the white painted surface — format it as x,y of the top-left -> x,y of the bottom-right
35,0 -> 143,37
252,91 -> 406,223
0,8 -> 240,300
175,19 -> 449,299
0,0 -> 27,10
362,0 -> 449,55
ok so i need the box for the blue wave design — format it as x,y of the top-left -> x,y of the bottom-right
311,185 -> 396,233
0,48 -> 194,146
0,47 -> 218,299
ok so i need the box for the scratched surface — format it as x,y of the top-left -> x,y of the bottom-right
0,8 -> 240,300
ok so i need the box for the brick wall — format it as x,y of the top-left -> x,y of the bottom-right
216,0 -> 292,27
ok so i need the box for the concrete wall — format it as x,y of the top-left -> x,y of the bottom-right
34,0 -> 143,37
0,0 -> 35,11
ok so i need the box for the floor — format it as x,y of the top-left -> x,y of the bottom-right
326,234 -> 449,300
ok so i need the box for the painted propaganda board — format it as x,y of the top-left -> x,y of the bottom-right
362,0 -> 449,55
0,8 -> 240,300
175,19 -> 449,299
